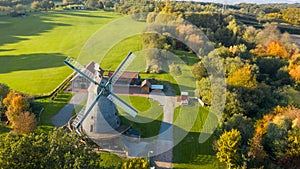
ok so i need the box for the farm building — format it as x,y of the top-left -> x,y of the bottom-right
180,92 -> 189,105
71,62 -> 152,94
107,71 -> 141,85
141,79 -> 151,94
71,61 -> 104,92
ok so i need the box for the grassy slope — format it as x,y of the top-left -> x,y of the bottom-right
172,106 -> 225,168
0,10 -> 121,95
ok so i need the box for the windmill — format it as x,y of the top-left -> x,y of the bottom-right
64,52 -> 138,135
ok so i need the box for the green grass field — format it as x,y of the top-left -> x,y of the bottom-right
35,92 -> 72,126
0,10 -> 121,95
172,106 -> 225,168
118,96 -> 163,138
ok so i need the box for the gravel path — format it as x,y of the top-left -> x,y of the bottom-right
149,92 -> 179,169
51,92 -> 87,127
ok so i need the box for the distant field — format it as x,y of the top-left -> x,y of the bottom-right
0,10 -> 121,95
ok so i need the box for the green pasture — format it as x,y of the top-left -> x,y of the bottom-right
118,96 -> 163,138
0,10 -> 121,95
172,106 -> 225,168
35,92 -> 72,126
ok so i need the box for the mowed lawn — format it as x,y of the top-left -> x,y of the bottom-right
172,106 -> 225,168
118,96 -> 163,138
0,10 -> 121,95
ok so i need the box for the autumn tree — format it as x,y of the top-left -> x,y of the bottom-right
243,26 -> 258,47
256,23 -> 281,46
216,129 -> 242,168
266,41 -> 289,59
12,111 -> 36,134
288,54 -> 300,83
249,106 -> 300,168
3,91 -> 36,134
3,91 -> 29,122
227,64 -> 258,88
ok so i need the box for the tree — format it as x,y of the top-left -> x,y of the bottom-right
103,0 -> 114,8
3,91 -> 29,123
243,26 -> 258,46
227,64 -> 258,88
0,83 -> 9,121
221,114 -> 254,145
216,129 -> 242,168
12,111 -> 36,134
85,0 -> 99,9
256,23 -> 281,46
122,158 -> 148,169
192,61 -> 207,80
40,0 -> 52,10
31,1 -> 40,10
169,63 -> 182,76
289,54 -> 300,83
0,129 -> 101,169
15,4 -> 26,13
3,91 -> 36,134
266,41 -> 289,59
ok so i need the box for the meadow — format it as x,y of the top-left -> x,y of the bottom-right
0,10 -> 121,95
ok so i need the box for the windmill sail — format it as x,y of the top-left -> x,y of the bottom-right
73,89 -> 104,128
64,57 -> 100,85
107,93 -> 138,117
109,52 -> 136,85
72,105 -> 86,128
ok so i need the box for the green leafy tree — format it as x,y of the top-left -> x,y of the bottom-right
0,83 -> 9,121
192,61 -> 207,80
0,129 -> 101,169
216,129 -> 242,168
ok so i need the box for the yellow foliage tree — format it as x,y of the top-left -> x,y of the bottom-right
267,41 -> 289,59
227,64 -> 257,88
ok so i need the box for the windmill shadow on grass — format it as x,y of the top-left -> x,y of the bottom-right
0,53 -> 66,73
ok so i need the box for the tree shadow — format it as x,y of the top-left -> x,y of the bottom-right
0,53 -> 67,73
0,13 -> 71,47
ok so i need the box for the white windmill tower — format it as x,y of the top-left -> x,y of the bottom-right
64,52 -> 138,136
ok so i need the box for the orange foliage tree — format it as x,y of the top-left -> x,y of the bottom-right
266,41 -> 289,59
249,106 -> 300,167
12,111 -> 36,134
289,54 -> 300,83
3,91 -> 36,134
